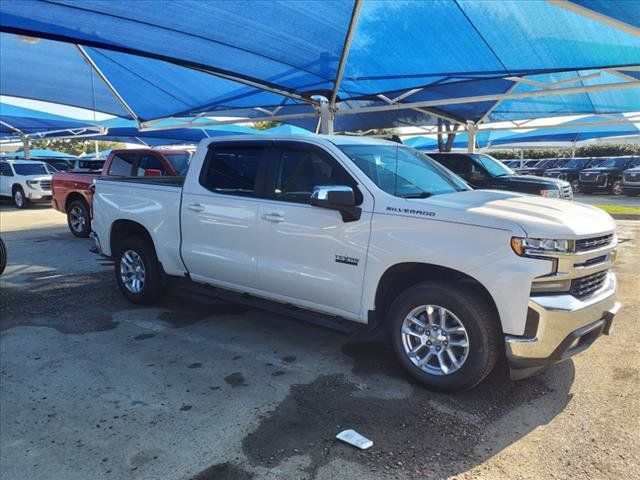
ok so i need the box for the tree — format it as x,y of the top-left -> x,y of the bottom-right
436,119 -> 460,152
252,121 -> 280,131
29,139 -> 125,156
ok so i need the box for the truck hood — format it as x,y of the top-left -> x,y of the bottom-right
403,190 -> 615,238
24,175 -> 52,182
581,167 -> 617,174
502,174 -> 567,187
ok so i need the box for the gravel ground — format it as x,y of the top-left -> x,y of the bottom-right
0,204 -> 638,480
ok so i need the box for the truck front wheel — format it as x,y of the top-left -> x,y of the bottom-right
388,282 -> 500,392
67,199 -> 92,237
114,236 -> 164,305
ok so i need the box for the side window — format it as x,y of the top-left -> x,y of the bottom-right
0,162 -> 13,176
272,148 -> 359,204
200,146 -> 266,197
138,155 -> 167,176
108,153 -> 136,176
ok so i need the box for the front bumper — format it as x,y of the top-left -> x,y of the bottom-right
505,272 -> 620,379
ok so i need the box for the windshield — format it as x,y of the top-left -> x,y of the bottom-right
78,160 -> 105,170
597,157 -> 631,168
630,158 -> 640,168
471,154 -> 514,177
338,144 -> 468,198
165,153 -> 191,175
563,159 -> 588,169
45,163 -> 59,173
13,163 -> 48,175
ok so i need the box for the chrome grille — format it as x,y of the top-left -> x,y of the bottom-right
570,270 -> 608,299
624,172 -> 640,185
560,184 -> 573,199
579,172 -> 600,183
39,180 -> 51,190
575,234 -> 613,252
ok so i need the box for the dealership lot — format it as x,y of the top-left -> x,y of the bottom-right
0,205 -> 638,480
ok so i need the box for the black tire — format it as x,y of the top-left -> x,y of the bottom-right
0,238 -> 6,276
114,236 -> 164,305
66,199 -> 92,237
388,281 -> 501,393
13,186 -> 28,209
611,180 -> 623,196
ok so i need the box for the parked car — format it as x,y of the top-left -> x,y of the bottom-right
515,158 -> 568,176
428,152 -> 573,199
91,136 -> 619,392
579,156 -> 640,195
52,149 -> 190,237
31,157 -> 75,172
544,157 -> 602,193
622,165 -> 640,196
0,159 -> 52,208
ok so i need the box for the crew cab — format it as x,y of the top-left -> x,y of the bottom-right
429,152 -> 573,199
579,156 -> 640,195
0,159 -> 52,208
544,157 -> 602,193
52,149 -> 190,237
622,166 -> 640,196
92,136 -> 619,392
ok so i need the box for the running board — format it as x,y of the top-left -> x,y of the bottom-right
172,278 -> 360,335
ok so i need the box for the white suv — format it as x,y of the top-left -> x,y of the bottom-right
0,159 -> 53,208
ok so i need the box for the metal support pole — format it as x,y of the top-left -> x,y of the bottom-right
318,97 -> 334,135
466,121 -> 476,153
22,135 -> 30,160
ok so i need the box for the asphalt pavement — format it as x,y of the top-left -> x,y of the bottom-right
1,205 -> 638,480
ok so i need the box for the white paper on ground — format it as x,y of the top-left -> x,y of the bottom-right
336,429 -> 373,450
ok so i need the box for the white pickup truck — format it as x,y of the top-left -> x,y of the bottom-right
92,136 -> 620,392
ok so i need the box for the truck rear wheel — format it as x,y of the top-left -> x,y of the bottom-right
388,282 -> 500,392
67,199 -> 92,237
114,236 -> 164,305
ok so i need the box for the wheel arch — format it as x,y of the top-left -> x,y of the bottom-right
11,183 -> 24,194
110,219 -> 157,259
65,192 -> 89,212
373,262 -> 501,328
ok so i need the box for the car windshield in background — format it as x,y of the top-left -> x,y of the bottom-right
564,159 -> 588,169
45,163 -> 59,173
13,163 -> 48,175
78,160 -> 105,170
597,158 -> 631,168
338,144 -> 468,198
471,154 -> 514,177
165,153 -> 191,175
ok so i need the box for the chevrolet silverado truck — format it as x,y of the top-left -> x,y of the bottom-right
52,149 -> 190,237
92,136 -> 620,392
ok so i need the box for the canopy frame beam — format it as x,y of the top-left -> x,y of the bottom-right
330,0 -> 362,108
547,0 -> 640,37
76,45 -> 141,124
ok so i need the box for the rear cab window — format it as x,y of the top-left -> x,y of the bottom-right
137,154 -> 168,176
108,153 -> 137,176
200,145 -> 268,197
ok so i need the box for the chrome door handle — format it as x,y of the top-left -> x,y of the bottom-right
187,203 -> 205,212
262,212 -> 284,222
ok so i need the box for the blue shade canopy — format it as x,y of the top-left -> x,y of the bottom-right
405,130 -> 517,150
1,1 -> 639,127
260,124 -> 313,135
4,149 -> 77,158
491,114 -> 640,146
0,103 -> 102,137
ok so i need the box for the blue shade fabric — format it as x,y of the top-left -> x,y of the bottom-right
491,114 -> 640,145
0,1 -> 639,126
3,149 -> 76,158
0,103 -> 101,137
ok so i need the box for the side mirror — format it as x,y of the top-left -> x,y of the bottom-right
144,168 -> 162,177
310,186 -> 361,222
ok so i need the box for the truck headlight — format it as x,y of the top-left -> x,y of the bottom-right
530,279 -> 572,293
511,237 -> 572,256
26,180 -> 39,189
539,189 -> 560,198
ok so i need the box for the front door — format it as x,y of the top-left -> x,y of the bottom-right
257,143 -> 373,317
180,143 -> 270,290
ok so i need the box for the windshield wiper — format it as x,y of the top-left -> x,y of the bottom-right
401,192 -> 433,198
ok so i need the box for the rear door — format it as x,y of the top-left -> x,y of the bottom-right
180,142 -> 271,290
0,161 -> 14,196
257,142 -> 373,316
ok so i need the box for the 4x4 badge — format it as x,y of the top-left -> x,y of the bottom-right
335,254 -> 359,266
